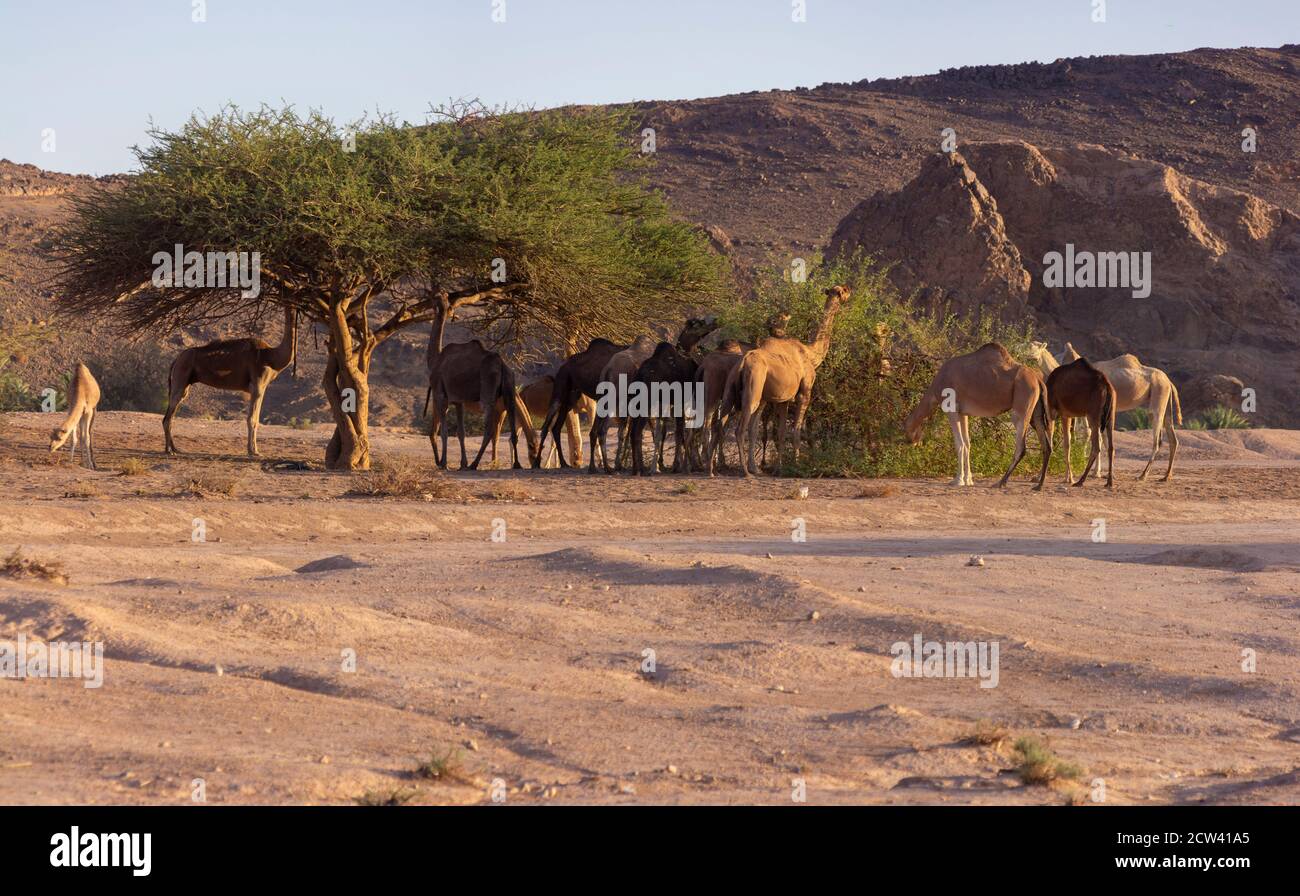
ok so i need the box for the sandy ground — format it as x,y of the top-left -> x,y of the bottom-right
1,411 -> 1298,805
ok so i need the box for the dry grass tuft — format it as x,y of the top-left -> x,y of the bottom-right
854,483 -> 898,499
346,457 -> 473,502
117,457 -> 151,476
965,719 -> 1010,748
353,787 -> 417,807
2,548 -> 68,585
483,482 -> 534,502
414,748 -> 469,783
176,473 -> 240,498
62,483 -> 101,499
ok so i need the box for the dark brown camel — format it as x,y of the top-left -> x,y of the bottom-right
1046,357 -> 1117,489
534,338 -> 627,469
163,306 -> 298,456
628,342 -> 703,475
426,340 -> 531,470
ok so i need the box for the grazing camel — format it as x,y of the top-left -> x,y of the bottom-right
535,338 -> 626,469
628,342 -> 703,475
1061,343 -> 1181,481
49,363 -> 101,470
163,306 -> 298,457
1046,357 -> 1117,488
903,343 -> 1051,489
730,286 -> 850,476
427,340 -> 533,470
592,317 -> 718,473
485,374 -> 589,468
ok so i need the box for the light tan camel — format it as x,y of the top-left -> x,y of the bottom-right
427,340 -> 535,470
1061,343 -> 1181,481
730,286 -> 849,476
484,374 -> 586,468
49,363 -> 101,470
163,306 -> 297,457
699,312 -> 791,474
1046,357 -> 1117,488
904,343 -> 1051,489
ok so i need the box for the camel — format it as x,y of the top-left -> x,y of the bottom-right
628,342 -> 703,475
426,339 -> 533,470
163,305 -> 297,457
699,312 -> 791,475
903,343 -> 1051,489
484,374 -> 589,468
730,286 -> 849,476
1060,343 -> 1181,481
592,317 -> 718,473
1046,357 -> 1117,489
535,338 -> 627,469
49,362 -> 101,470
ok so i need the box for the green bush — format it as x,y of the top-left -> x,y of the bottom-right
717,253 -> 1043,478
1117,407 -> 1150,430
1196,404 -> 1249,430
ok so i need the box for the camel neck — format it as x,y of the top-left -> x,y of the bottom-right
268,307 -> 297,371
808,297 -> 842,365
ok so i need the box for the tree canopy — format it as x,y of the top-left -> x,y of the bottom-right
55,103 -> 729,468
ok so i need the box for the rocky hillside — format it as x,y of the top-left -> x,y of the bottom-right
2,44 -> 1298,429
828,142 -> 1300,425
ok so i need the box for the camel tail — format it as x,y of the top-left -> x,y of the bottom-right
1033,379 -> 1050,434
1170,381 -> 1182,426
1102,381 -> 1116,436
422,384 -> 433,419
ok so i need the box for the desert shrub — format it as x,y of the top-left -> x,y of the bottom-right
414,749 -> 467,783
1196,404 -> 1249,430
1014,736 -> 1081,786
176,472 -> 241,498
0,323 -> 49,412
1118,407 -> 1151,430
1,548 -> 68,585
716,253 -> 1041,477
117,457 -> 151,476
346,456 -> 472,501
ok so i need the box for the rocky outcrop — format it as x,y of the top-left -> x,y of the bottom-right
826,141 -> 1300,426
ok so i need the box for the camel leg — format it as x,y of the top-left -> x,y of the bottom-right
435,395 -> 452,470
1105,409 -> 1116,490
790,387 -> 812,468
564,410 -> 582,469
1075,416 -> 1101,487
995,410 -> 1030,488
959,414 -> 973,486
456,404 -> 469,470
247,369 -> 273,457
82,409 -> 97,471
1031,408 -> 1051,491
946,413 -> 967,486
1138,388 -> 1167,481
1061,413 -> 1074,485
1162,402 -> 1178,482
162,382 -> 191,454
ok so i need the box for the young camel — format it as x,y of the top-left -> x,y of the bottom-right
904,343 -> 1051,489
592,317 -> 718,473
1046,357 -> 1117,488
628,342 -> 703,475
163,306 -> 298,457
49,363 -> 101,470
1060,343 -> 1181,481
730,286 -> 849,476
535,338 -> 626,469
426,340 -> 533,470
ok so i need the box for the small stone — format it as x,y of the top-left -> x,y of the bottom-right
319,755 -> 330,764
766,552 -> 774,559
215,664 -> 223,677
807,610 -> 820,621
467,740 -> 479,752
967,555 -> 985,567
857,586 -> 867,592
1070,718 -> 1082,730
666,765 -> 678,775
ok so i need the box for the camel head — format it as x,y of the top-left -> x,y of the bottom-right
903,402 -> 930,445
677,315 -> 720,351
824,284 -> 851,306
49,425 -> 72,452
1060,342 -> 1081,363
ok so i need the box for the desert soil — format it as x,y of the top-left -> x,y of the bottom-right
1,411 -> 1298,805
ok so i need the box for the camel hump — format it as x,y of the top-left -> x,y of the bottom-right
717,339 -> 744,353
976,342 -> 1014,362
587,338 -> 619,351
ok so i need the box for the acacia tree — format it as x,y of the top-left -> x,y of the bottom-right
55,104 -> 728,469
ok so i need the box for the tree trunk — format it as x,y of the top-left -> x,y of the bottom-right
322,302 -> 373,470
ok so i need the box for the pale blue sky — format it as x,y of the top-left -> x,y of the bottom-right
2,0 -> 1296,175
